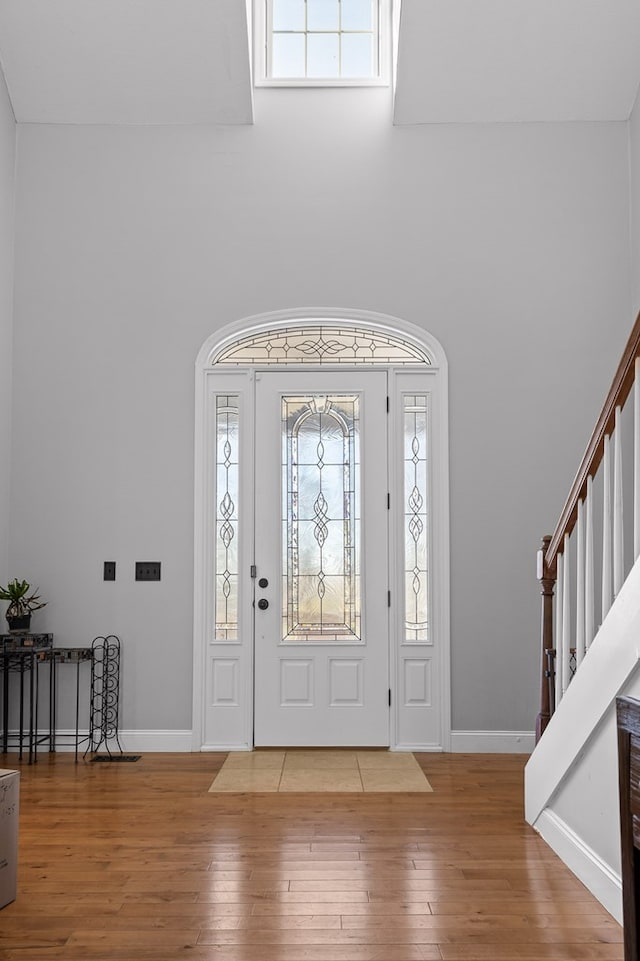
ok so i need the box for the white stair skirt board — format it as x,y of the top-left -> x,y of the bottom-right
533,809 -> 622,924
525,554 -> 640,825
450,731 -> 535,753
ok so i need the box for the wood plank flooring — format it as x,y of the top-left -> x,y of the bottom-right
0,752 -> 622,960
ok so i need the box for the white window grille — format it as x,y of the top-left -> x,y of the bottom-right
255,0 -> 390,86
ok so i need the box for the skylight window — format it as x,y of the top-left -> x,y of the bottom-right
256,0 -> 389,86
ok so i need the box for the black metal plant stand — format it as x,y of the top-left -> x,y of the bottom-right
1,634 -> 53,763
86,634 -> 124,758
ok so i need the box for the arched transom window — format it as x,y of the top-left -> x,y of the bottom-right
212,325 -> 432,366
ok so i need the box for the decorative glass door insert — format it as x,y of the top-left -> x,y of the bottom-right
404,395 -> 428,642
282,394 -> 361,643
214,396 -> 239,641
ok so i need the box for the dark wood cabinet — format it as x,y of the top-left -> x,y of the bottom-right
617,695 -> 640,960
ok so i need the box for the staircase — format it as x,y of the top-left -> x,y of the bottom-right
525,311 -> 640,923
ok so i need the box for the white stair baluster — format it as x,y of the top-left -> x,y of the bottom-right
613,405 -> 624,596
585,475 -> 595,650
555,551 -> 564,709
562,533 -> 571,695
575,498 -> 585,667
635,358 -> 640,561
602,434 -> 612,620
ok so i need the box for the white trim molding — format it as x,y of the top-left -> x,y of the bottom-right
193,308 -> 451,753
450,730 -> 535,753
195,307 -> 447,370
110,730 -> 195,753
13,729 -> 195,755
36,728 -> 533,755
25,728 -> 537,756
533,809 -> 622,923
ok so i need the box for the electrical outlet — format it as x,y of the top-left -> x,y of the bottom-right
135,561 -> 161,582
103,561 -> 116,581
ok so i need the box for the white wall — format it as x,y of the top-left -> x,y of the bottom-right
10,90 -> 632,735
629,85 -> 640,313
0,66 -> 15,584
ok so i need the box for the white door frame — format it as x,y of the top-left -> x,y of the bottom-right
192,308 -> 451,752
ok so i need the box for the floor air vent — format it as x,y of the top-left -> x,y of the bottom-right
91,755 -> 141,762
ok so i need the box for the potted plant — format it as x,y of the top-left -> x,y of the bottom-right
0,579 -> 46,633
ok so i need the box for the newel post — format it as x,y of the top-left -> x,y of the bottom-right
535,535 -> 556,742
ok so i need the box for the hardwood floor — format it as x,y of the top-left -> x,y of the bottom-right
0,752 -> 622,960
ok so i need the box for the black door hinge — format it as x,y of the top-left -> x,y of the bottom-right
387,590 -> 391,607
388,688 -> 392,706
250,565 -> 257,579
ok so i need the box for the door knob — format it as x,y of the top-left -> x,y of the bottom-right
257,598 -> 269,610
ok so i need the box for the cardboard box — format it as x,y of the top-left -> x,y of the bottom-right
0,770 -> 19,909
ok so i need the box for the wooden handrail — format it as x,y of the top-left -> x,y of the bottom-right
537,308 -> 640,740
545,307 -> 640,577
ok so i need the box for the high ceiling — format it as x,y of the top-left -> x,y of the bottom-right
0,0 -> 639,126
0,0 -> 254,124
395,0 -> 640,123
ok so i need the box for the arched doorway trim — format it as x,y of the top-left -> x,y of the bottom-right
193,308 -> 450,751
196,307 -> 446,369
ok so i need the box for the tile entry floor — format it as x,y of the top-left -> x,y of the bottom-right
208,749 -> 433,793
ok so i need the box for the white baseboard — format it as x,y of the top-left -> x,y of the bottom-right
0,729 -> 195,754
103,730 -> 194,752
450,730 -> 535,753
4,729 -> 533,755
200,743 -> 252,752
533,809 -> 622,923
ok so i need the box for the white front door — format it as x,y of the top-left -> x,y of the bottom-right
253,370 -> 390,746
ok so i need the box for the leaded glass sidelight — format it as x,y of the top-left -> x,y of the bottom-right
404,395 -> 428,642
282,394 -> 361,642
215,396 -> 239,641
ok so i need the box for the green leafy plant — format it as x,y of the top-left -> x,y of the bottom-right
0,579 -> 47,619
